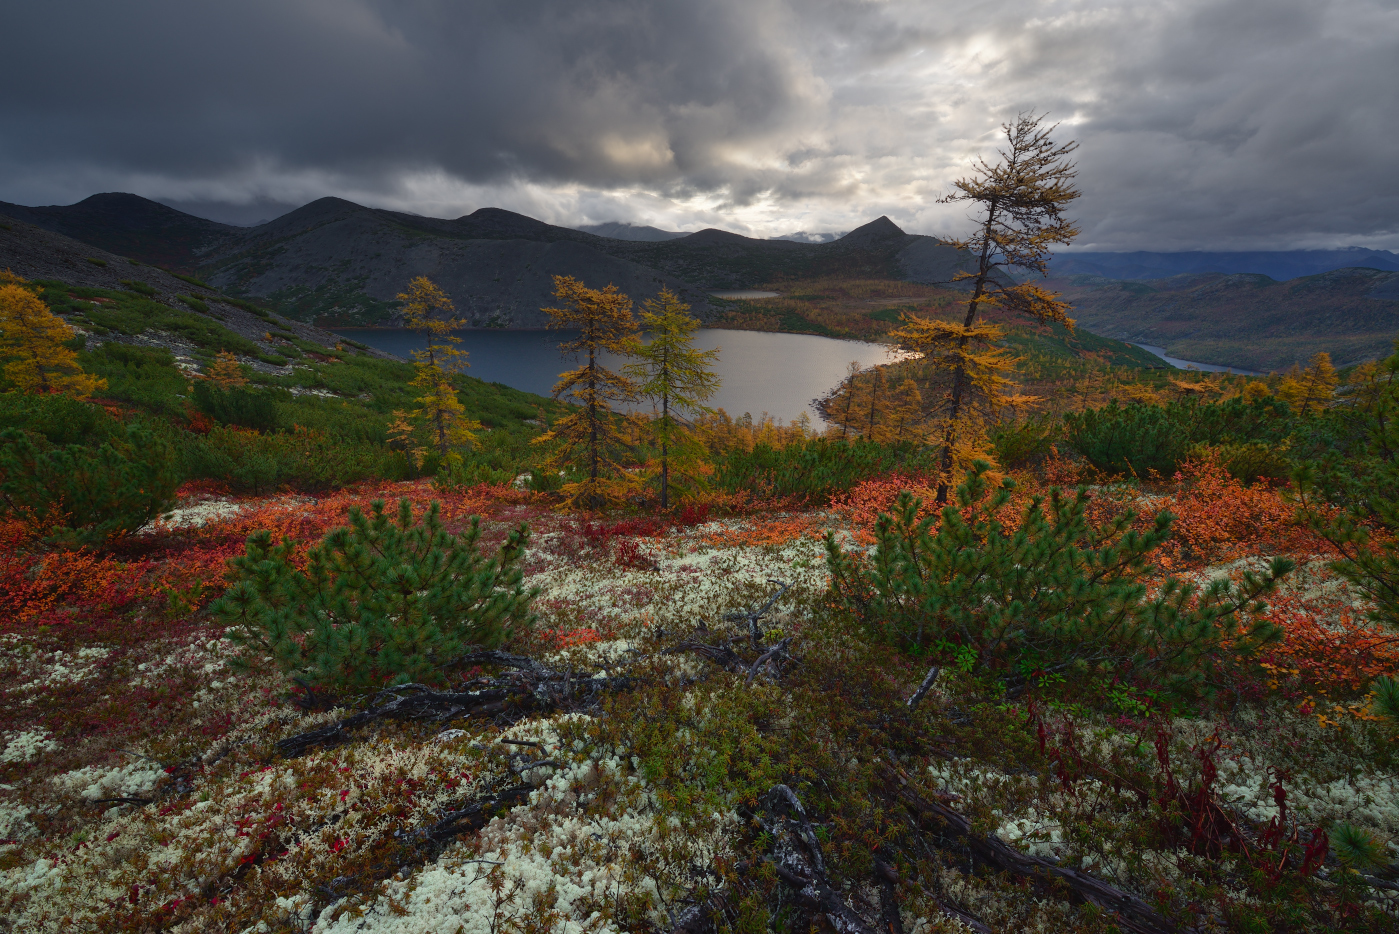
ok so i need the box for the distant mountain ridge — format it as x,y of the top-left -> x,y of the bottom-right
1054,267 -> 1399,371
1051,248 -> 1399,282
0,194 -> 977,328
573,221 -> 686,241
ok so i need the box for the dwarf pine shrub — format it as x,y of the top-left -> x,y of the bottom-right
0,422 -> 180,546
213,499 -> 537,694
825,462 -> 1294,698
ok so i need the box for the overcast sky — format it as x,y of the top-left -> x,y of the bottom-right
3,0 -> 1397,250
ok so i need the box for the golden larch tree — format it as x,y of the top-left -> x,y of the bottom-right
623,288 -> 721,508
926,112 -> 1079,501
888,315 -> 1030,468
534,276 -> 639,508
205,350 -> 248,389
397,276 -> 479,458
1278,351 -> 1338,416
0,271 -> 105,398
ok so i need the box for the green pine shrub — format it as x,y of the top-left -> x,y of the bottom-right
991,415 -> 1058,469
184,425 -> 405,494
825,462 -> 1293,699
192,380 -> 280,432
213,499 -> 537,693
1065,397 -> 1291,479
0,422 -> 180,546
119,279 -> 157,297
0,393 -> 122,446
81,344 -> 191,417
178,294 -> 210,314
434,454 -> 516,490
717,438 -> 939,503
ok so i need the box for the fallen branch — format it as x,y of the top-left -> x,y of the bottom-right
874,857 -> 989,934
906,665 -> 940,710
276,652 -> 628,757
671,582 -> 799,685
417,783 -> 533,846
762,784 -> 876,934
886,767 -> 1183,934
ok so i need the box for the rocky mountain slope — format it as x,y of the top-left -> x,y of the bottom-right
0,194 -> 975,328
0,216 -> 366,362
1056,267 -> 1399,371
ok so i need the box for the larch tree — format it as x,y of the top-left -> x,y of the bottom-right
0,271 -> 105,399
888,315 -> 1029,464
397,276 -> 479,461
206,350 -> 248,389
921,113 -> 1080,502
623,288 -> 721,508
1279,351 -> 1338,416
535,275 -> 639,509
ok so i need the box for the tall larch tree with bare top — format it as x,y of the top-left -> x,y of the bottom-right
897,113 -> 1080,502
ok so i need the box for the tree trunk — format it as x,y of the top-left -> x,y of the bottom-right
588,347 -> 598,484
661,393 -> 670,509
935,199 -> 999,505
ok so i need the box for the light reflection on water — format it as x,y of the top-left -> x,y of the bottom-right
335,327 -> 899,423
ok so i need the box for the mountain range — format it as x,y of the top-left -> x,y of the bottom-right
3,193 -> 1399,370
0,194 -> 975,328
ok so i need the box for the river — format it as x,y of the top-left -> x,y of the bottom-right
335,328 -> 898,424
1129,344 -> 1262,376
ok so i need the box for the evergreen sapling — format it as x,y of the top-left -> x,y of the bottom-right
214,499 -> 537,695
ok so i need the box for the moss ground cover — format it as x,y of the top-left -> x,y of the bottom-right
0,462 -> 1395,933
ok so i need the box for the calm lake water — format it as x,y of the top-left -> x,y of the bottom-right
336,328 -> 898,424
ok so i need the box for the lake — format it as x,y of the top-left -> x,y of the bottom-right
335,328 -> 899,424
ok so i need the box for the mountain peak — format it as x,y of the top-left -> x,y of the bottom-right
835,216 -> 906,249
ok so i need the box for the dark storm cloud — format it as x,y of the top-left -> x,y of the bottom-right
2,0 -> 1396,249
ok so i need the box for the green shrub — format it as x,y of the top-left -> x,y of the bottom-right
0,393 -> 122,446
1197,440 -> 1292,485
991,416 -> 1058,468
192,381 -> 280,432
213,499 -> 537,693
434,455 -> 516,490
0,423 -> 180,546
825,462 -> 1293,699
171,272 -> 211,290
525,468 -> 564,493
185,426 -> 403,493
178,294 -> 209,314
716,438 -> 939,503
85,257 -> 107,267
80,344 -> 190,417
120,280 -> 157,297
1065,397 -> 1291,478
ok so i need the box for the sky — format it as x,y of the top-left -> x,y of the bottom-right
3,0 -> 1397,250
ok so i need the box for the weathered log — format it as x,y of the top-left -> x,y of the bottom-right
762,784 -> 878,934
275,655 -> 628,757
418,783 -> 533,846
874,856 -> 990,934
886,767 -> 1183,934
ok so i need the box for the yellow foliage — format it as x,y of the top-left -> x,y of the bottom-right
396,277 -> 478,456
1278,351 -> 1338,416
205,350 -> 248,389
0,273 -> 105,398
533,276 -> 640,509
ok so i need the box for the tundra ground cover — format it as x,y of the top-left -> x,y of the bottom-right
0,468 -> 1395,933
